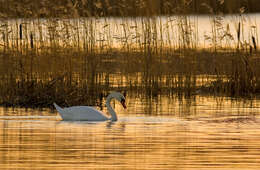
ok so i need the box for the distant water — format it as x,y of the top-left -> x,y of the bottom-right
2,13 -> 260,49
0,95 -> 260,169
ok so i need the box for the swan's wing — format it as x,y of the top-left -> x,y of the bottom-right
61,106 -> 108,121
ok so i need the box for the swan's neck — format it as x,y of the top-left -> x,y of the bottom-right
106,95 -> 118,121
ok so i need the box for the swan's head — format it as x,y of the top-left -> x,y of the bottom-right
110,92 -> 127,109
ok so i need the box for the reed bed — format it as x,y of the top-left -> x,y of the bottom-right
0,46 -> 259,108
0,3 -> 259,108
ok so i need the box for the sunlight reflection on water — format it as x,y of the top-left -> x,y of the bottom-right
3,13 -> 260,49
0,95 -> 260,169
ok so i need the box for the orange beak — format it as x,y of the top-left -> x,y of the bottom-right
121,99 -> 127,109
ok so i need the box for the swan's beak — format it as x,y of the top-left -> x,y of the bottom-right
121,99 -> 127,109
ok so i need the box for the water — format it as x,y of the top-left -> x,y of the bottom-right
1,95 -> 260,169
2,13 -> 260,49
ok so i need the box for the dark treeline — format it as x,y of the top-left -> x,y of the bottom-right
0,0 -> 259,18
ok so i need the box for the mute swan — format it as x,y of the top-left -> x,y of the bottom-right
53,92 -> 126,121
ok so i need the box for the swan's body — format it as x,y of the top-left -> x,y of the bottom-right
53,92 -> 126,121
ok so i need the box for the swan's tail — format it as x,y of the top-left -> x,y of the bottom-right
53,103 -> 63,114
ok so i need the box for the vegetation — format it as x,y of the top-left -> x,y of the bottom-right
0,0 -> 259,108
0,0 -> 260,18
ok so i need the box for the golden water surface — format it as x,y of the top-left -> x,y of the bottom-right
0,95 -> 260,170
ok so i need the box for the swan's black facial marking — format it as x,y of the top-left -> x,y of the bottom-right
120,98 -> 127,109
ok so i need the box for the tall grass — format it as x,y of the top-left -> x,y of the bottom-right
0,1 -> 259,108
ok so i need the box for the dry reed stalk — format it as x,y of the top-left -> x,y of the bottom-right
30,33 -> 33,49
19,24 -> 22,40
237,22 -> 241,43
252,36 -> 257,51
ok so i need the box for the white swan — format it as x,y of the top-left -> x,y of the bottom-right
53,92 -> 126,121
